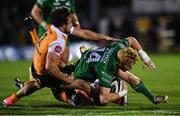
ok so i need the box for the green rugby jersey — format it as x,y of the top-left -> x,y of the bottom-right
89,38 -> 129,73
74,38 -> 130,78
73,38 -> 130,87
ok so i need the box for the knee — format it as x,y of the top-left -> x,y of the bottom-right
129,77 -> 140,86
32,79 -> 41,89
22,80 -> 40,95
127,36 -> 136,41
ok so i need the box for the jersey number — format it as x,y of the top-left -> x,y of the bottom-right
86,52 -> 101,63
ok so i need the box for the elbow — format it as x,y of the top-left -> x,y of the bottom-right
127,36 -> 142,50
127,36 -> 136,42
100,95 -> 110,105
31,8 -> 35,17
99,95 -> 108,105
45,63 -> 53,73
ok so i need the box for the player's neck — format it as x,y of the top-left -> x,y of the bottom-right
59,26 -> 66,33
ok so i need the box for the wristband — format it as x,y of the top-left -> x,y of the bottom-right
40,21 -> 47,27
138,49 -> 150,63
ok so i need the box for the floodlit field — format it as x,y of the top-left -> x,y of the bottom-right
0,54 -> 180,115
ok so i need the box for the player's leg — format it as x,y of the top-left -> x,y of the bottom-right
15,63 -> 75,90
119,71 -> 168,104
95,72 -> 127,105
3,79 -> 41,106
14,78 -> 24,89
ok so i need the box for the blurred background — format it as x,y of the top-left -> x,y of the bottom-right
0,0 -> 180,61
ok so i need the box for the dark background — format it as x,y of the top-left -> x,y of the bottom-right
0,0 -> 180,53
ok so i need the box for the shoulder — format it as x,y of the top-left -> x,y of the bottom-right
48,40 -> 65,55
116,38 -> 130,47
36,0 -> 49,8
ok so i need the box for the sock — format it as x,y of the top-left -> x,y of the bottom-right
132,81 -> 154,103
9,93 -> 18,102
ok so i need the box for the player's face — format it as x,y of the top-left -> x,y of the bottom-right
64,16 -> 73,33
119,59 -> 135,71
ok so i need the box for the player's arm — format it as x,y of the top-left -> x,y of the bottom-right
46,52 -> 73,84
71,27 -> 118,41
127,37 -> 156,69
31,5 -> 49,30
94,69 -> 127,104
71,13 -> 80,28
117,69 -> 140,86
45,42 -> 73,84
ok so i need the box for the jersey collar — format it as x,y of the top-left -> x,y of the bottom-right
50,25 -> 68,40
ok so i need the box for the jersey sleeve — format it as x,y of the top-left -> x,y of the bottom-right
117,38 -> 130,47
36,0 -> 47,9
70,0 -> 76,13
48,41 -> 64,56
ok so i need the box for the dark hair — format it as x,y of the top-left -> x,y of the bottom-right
50,7 -> 71,27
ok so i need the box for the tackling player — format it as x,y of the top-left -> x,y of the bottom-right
64,36 -> 168,105
3,7 -> 117,106
31,0 -> 80,75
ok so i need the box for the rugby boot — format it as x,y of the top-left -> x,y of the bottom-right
153,95 -> 168,104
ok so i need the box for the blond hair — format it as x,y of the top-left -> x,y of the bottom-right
117,47 -> 139,65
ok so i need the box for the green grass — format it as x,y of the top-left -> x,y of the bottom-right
0,54 -> 180,115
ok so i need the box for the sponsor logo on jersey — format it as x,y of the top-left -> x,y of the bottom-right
55,46 -> 62,53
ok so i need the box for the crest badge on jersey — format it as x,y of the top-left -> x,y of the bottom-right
55,46 -> 62,53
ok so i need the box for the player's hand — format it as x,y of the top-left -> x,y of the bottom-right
65,75 -> 74,84
80,45 -> 88,53
43,24 -> 51,30
144,60 -> 156,69
106,37 -> 119,42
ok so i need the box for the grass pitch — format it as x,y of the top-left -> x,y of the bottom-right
0,54 -> 180,115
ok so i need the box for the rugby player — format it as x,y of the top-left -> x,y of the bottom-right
31,0 -> 80,64
31,0 -> 80,37
3,7 -> 117,106
50,78 -> 128,106
64,36 -> 168,105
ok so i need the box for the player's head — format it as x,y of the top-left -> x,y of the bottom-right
117,47 -> 138,71
51,7 -> 72,33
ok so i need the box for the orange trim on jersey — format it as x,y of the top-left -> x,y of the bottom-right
33,27 -> 58,75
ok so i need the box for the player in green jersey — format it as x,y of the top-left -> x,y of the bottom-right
31,0 -> 80,37
65,36 -> 168,105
